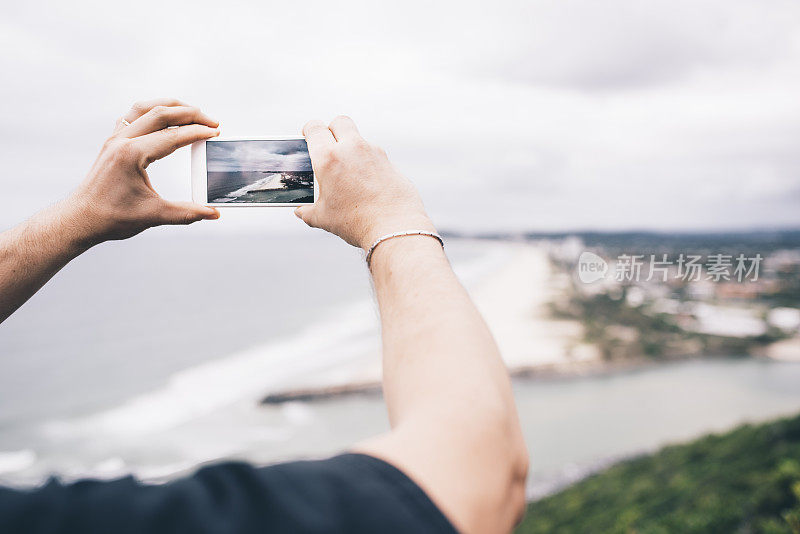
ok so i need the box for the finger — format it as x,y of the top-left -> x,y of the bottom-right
303,119 -> 335,151
122,106 -> 219,138
158,200 -> 220,226
302,120 -> 335,180
328,115 -> 361,142
114,98 -> 187,133
294,205 -> 319,228
134,124 -> 220,166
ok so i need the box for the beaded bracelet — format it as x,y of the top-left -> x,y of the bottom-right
365,231 -> 444,267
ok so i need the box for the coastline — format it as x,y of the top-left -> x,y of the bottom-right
258,360 -> 650,405
258,355 -> 775,405
3,235 -> 798,490
257,238 -> 799,405
261,241 -> 601,404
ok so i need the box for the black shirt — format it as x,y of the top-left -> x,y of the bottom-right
0,453 -> 457,533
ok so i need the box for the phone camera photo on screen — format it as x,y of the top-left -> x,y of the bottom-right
205,139 -> 314,205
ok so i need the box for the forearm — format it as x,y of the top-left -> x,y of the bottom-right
367,234 -> 528,532
0,197 -> 92,324
370,236 -> 516,428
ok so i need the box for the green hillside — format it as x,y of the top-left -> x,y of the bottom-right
517,413 -> 800,533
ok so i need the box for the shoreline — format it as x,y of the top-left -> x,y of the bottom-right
259,241 -> 599,404
260,354 -> 770,405
260,239 -> 797,405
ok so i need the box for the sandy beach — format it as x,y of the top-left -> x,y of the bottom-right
259,240 -> 598,401
766,337 -> 800,362
248,174 -> 285,192
469,243 -> 599,372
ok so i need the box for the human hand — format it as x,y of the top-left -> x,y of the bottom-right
294,116 -> 434,250
67,98 -> 221,246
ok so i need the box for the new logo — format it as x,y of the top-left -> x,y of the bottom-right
577,251 -> 608,283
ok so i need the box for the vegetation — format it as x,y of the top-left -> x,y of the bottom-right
550,288 -> 783,361
766,263 -> 800,309
516,413 -> 800,534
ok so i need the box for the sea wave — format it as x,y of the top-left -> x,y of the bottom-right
41,241 -> 512,440
0,449 -> 36,474
43,301 -> 381,438
224,174 -> 283,200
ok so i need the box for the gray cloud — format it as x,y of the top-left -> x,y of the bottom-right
461,0 -> 800,91
207,140 -> 311,172
0,0 -> 798,233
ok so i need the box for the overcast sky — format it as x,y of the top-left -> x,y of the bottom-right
1,0 -> 799,233
207,140 -> 312,172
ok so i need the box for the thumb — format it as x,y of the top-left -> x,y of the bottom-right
294,205 -> 319,228
160,200 -> 220,225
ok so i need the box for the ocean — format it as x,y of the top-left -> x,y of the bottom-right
208,171 -> 314,204
2,232 -> 800,498
0,230 -> 502,483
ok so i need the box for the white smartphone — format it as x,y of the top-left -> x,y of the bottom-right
191,136 -> 316,207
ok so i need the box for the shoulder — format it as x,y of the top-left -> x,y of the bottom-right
258,453 -> 458,533
0,455 -> 458,534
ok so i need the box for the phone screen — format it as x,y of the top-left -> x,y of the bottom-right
205,139 -> 314,204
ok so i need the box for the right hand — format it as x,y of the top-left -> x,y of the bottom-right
294,116 -> 435,250
67,98 -> 221,247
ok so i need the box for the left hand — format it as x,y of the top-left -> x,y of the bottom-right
67,98 -> 221,246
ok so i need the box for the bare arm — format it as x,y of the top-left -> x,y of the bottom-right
0,199 -> 93,324
0,99 -> 221,324
296,117 -> 529,534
